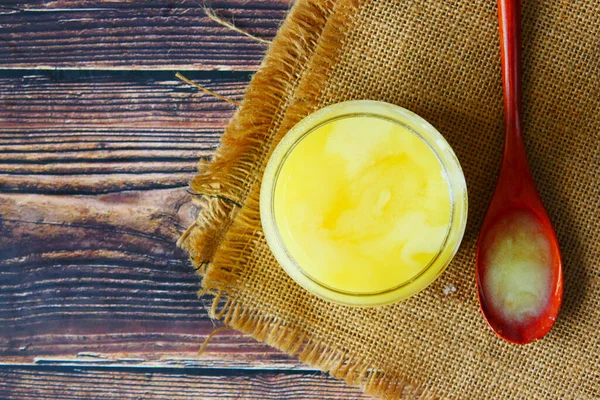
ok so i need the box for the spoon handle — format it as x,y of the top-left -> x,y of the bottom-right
498,0 -> 528,173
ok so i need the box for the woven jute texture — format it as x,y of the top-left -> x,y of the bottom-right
179,0 -> 600,398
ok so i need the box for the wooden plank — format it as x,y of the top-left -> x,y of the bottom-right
0,188 -> 303,370
0,71 -> 247,193
0,367 -> 371,399
0,70 -> 304,369
0,1 -> 290,71
0,71 -> 246,128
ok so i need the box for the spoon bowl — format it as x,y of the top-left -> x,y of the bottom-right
475,0 -> 563,344
476,203 -> 563,344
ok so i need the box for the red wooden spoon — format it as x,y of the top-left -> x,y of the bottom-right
475,0 -> 563,344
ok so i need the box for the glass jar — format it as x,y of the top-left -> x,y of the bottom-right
260,100 -> 467,307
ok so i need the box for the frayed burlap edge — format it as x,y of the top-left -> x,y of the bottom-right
179,1 -> 441,399
178,0 -> 336,267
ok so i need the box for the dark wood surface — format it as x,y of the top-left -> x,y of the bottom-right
0,2 -> 369,398
0,1 -> 286,70
0,367 -> 371,399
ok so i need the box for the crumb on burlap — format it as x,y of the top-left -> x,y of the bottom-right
443,284 -> 457,296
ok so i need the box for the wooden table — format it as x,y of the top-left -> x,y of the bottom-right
0,2 -> 369,398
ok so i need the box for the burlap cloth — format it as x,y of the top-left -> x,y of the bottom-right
179,1 -> 600,398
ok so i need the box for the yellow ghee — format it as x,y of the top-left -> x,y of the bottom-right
274,116 -> 451,294
483,212 -> 552,322
261,101 -> 467,306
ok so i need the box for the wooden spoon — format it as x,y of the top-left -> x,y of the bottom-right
475,0 -> 563,344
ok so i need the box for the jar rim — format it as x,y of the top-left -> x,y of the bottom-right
260,100 -> 468,307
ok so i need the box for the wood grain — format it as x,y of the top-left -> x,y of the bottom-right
0,71 -> 247,194
0,186 -> 304,370
0,70 -> 304,370
0,1 -> 290,71
0,367 -> 370,399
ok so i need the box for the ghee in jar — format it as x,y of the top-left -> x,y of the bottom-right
261,101 -> 467,306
